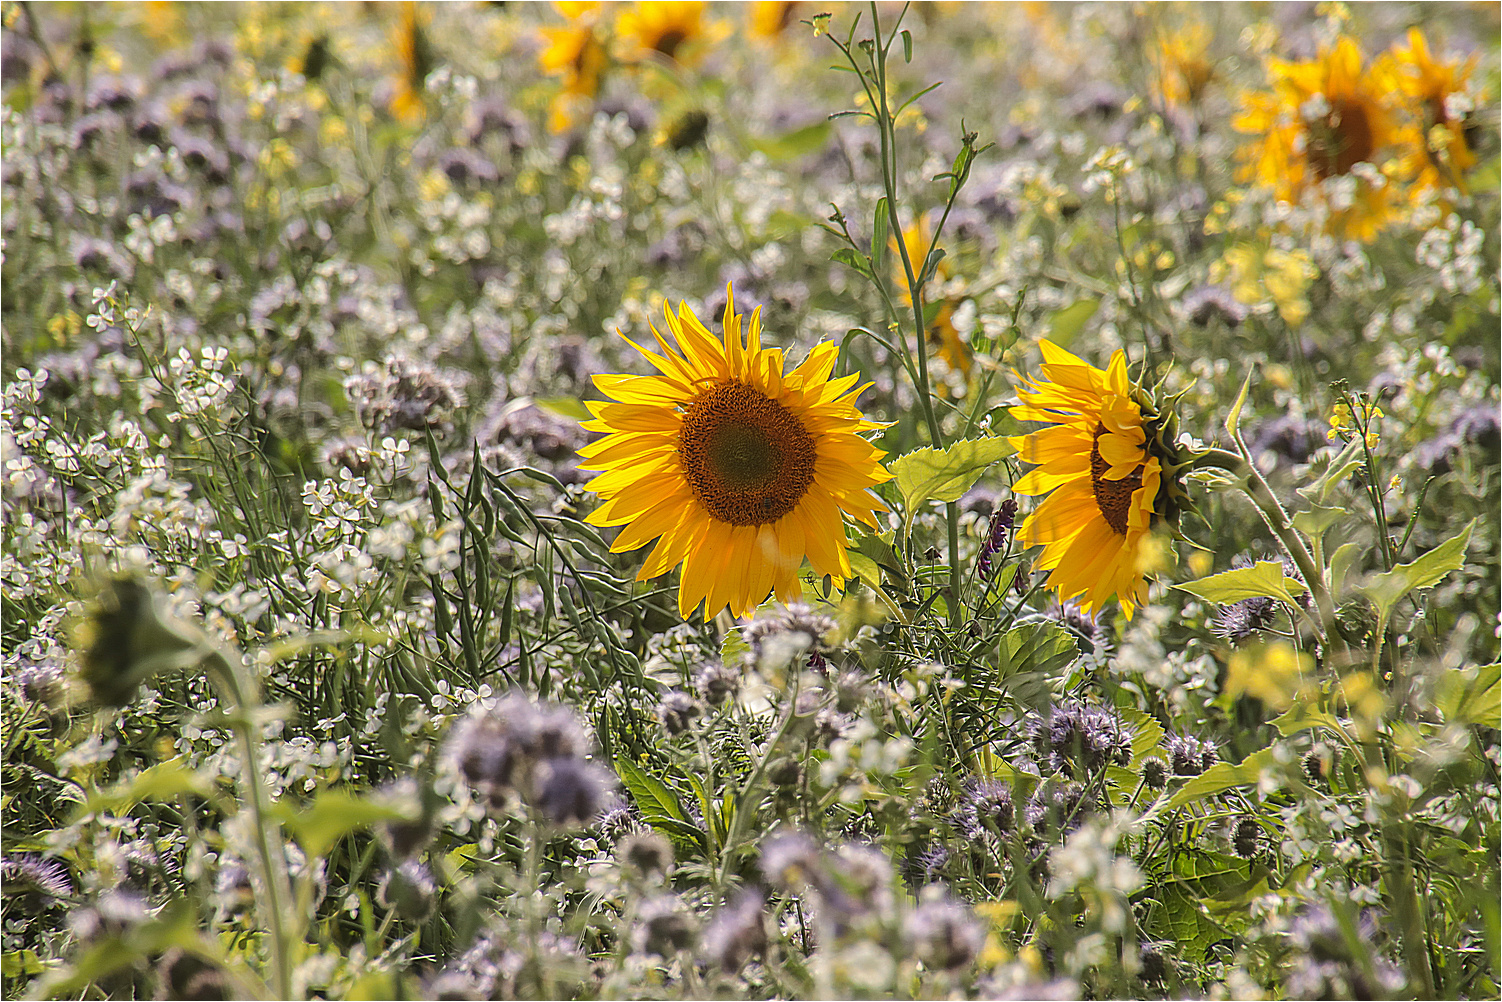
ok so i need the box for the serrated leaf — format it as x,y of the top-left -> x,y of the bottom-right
890,437 -> 1015,539
1163,747 -> 1281,811
1175,560 -> 1307,606
848,551 -> 882,592
1433,662 -> 1500,728
721,626 -> 749,667
1298,437 -> 1364,505
1118,706 -> 1164,766
1047,299 -> 1099,347
1360,518 -> 1476,624
289,790 -> 410,859
615,758 -> 687,824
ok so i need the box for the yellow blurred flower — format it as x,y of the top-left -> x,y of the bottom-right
539,2 -> 610,132
614,1 -> 727,67
1388,27 -> 1482,198
1226,641 -> 1312,712
1215,244 -> 1318,327
388,1 -> 435,125
1233,36 -> 1404,242
1150,20 -> 1216,111
749,1 -> 799,41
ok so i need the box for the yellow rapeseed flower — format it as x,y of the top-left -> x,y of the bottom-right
1008,342 -> 1186,618
580,287 -> 891,620
1233,36 -> 1403,242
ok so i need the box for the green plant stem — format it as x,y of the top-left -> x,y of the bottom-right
204,650 -> 295,1001
1192,449 -> 1348,658
718,673 -> 803,887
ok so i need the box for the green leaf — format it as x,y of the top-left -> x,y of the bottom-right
288,790 -> 410,860
991,622 -> 1078,711
1224,373 -> 1253,451
1174,561 -> 1307,606
1298,437 -> 1364,505
831,247 -> 873,278
871,197 -> 889,271
901,28 -> 913,62
86,758 -> 216,813
1433,663 -> 1500,728
2,950 -> 43,977
1046,299 -> 1099,347
534,396 -> 591,422
747,121 -> 832,161
1118,707 -> 1164,766
721,626 -> 749,666
1290,503 -> 1342,543
1328,542 -> 1363,597
890,437 -> 1015,539
615,758 -> 688,826
1163,747 -> 1281,811
1269,703 -> 1345,737
1360,518 -> 1475,624
848,551 -> 882,593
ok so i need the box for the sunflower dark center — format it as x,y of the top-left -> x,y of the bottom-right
1305,98 -> 1375,180
678,381 -> 816,526
1089,423 -> 1142,536
654,29 -> 687,59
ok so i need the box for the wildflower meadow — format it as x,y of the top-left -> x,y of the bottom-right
3,2 -> 1499,999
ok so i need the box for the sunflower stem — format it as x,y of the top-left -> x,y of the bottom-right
1191,449 -> 1348,659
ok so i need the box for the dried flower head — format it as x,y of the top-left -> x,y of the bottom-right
635,895 -> 700,956
1141,757 -> 1169,789
1165,734 -> 1219,776
656,691 -> 703,735
701,890 -> 768,972
617,831 -> 675,880
1029,702 -> 1133,777
694,660 -> 740,706
905,896 -> 984,972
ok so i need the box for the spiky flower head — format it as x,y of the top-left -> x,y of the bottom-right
1009,340 -> 1194,618
1028,702 -> 1134,777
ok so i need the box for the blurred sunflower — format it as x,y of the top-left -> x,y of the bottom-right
1233,37 -> 1401,242
580,288 -> 890,620
614,1 -> 726,67
891,217 -> 972,392
1008,342 -> 1186,618
1389,28 -> 1482,197
1150,21 -> 1215,111
388,1 -> 434,125
539,2 -> 609,132
749,1 -> 799,42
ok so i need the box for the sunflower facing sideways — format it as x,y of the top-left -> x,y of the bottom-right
580,289 -> 891,620
1008,341 -> 1188,619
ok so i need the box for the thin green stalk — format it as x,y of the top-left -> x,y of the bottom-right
204,650 -> 295,1001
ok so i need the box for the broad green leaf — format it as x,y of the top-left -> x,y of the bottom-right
720,627 -> 749,667
289,791 -> 409,860
848,551 -> 882,593
86,758 -> 216,813
1269,702 -> 1345,737
831,247 -> 873,278
1163,747 -> 1281,811
890,437 -> 1015,538
1047,299 -> 1099,346
534,396 -> 591,422
1118,707 -> 1164,766
1360,518 -> 1476,624
1174,560 -> 1307,606
748,120 -> 831,161
1298,437 -> 1364,505
1,950 -> 43,977
615,758 -> 701,854
1290,503 -> 1342,543
1433,663 -> 1500,728
1328,542 -> 1363,597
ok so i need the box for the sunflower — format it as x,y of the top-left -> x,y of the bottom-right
614,1 -> 726,67
749,1 -> 799,42
388,2 -> 435,125
1233,36 -> 1402,242
539,2 -> 610,132
1008,341 -> 1185,618
1389,27 -> 1481,198
580,289 -> 891,620
1150,20 -> 1216,111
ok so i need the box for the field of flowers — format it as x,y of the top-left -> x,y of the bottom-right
2,1 -> 1498,999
